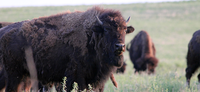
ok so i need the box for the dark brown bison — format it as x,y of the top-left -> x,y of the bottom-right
0,6 -> 134,92
0,22 -> 34,92
126,30 -> 158,74
0,22 -> 58,92
185,30 -> 200,87
116,61 -> 127,73
0,22 -> 13,28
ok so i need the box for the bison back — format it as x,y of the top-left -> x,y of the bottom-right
128,31 -> 145,65
187,30 -> 200,65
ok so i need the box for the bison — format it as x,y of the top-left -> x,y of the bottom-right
0,22 -> 60,92
0,6 -> 134,92
185,30 -> 200,87
126,30 -> 158,74
0,22 -> 13,28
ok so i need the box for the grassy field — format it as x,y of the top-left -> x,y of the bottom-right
0,1 -> 200,92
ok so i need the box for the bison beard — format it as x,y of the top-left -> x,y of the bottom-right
126,30 -> 158,74
0,7 -> 134,92
116,61 -> 127,74
185,30 -> 200,88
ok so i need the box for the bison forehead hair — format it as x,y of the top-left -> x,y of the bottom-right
100,11 -> 126,28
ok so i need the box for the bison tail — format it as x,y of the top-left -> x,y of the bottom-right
110,73 -> 118,88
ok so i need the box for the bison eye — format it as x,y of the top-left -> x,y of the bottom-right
104,28 -> 110,33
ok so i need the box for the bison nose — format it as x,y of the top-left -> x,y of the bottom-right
115,43 -> 125,51
115,43 -> 125,56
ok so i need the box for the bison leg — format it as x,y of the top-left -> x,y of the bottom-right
66,78 -> 74,92
99,85 -> 104,92
54,82 -> 63,92
134,70 -> 141,74
198,73 -> 200,83
0,70 -> 6,91
185,64 -> 199,88
5,74 -> 23,92
134,70 -> 139,74
92,84 -> 104,92
77,77 -> 87,91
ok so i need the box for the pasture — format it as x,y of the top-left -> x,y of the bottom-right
0,1 -> 200,91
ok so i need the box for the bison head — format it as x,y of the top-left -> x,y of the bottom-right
146,57 -> 159,74
92,12 -> 134,67
135,57 -> 158,74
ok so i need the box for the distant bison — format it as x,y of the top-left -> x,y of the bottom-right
185,30 -> 200,87
116,61 -> 127,73
0,22 -> 13,28
126,30 -> 158,74
0,7 -> 134,92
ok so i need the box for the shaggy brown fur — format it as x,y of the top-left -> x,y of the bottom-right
185,30 -> 200,87
0,22 -> 13,92
0,23 -> 63,91
0,22 -> 30,92
0,22 -> 33,92
0,6 -> 134,92
126,30 -> 158,74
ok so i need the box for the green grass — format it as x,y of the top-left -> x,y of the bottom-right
1,1 -> 200,92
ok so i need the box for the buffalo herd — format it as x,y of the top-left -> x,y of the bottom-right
0,6 -> 199,92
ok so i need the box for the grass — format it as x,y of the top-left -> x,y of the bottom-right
1,1 -> 200,92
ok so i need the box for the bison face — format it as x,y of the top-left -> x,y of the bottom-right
92,15 -> 134,67
146,57 -> 159,74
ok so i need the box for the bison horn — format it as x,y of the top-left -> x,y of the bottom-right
126,16 -> 131,25
96,16 -> 103,25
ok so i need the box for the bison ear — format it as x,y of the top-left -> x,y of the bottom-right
126,26 -> 135,34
